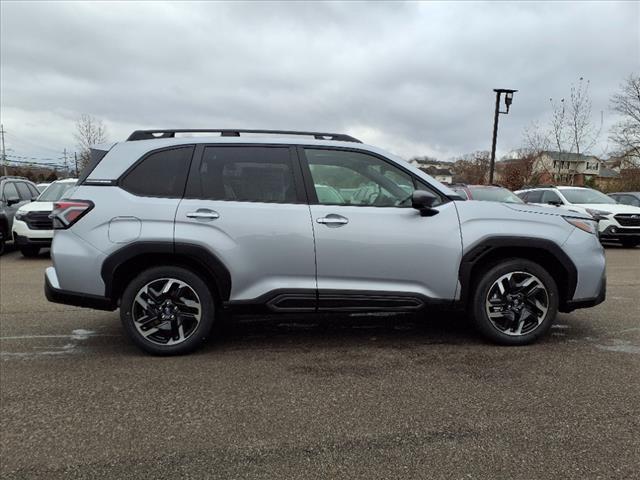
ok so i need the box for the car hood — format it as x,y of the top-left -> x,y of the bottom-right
568,203 -> 640,214
503,202 -> 591,219
17,201 -> 54,213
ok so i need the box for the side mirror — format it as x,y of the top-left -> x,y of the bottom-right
547,200 -> 562,207
6,197 -> 20,206
411,190 -> 439,217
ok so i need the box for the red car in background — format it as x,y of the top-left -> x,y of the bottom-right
448,184 -> 524,204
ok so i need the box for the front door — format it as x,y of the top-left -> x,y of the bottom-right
300,147 -> 462,310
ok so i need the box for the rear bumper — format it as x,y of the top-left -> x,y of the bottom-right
45,267 -> 115,311
562,274 -> 606,312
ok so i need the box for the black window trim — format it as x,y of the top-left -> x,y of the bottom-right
117,145 -> 196,199
296,145 -> 450,207
183,143 -> 307,205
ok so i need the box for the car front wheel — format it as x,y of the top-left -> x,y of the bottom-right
471,259 -> 559,345
120,266 -> 216,355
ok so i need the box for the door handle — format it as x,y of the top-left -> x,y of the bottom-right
186,209 -> 220,220
316,214 -> 349,226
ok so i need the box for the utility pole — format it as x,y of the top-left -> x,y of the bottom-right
1,124 -> 7,176
74,152 -> 79,177
63,148 -> 68,176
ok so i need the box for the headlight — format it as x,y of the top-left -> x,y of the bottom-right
564,216 -> 598,235
585,208 -> 612,220
15,211 -> 27,221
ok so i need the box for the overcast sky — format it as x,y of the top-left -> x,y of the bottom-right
1,1 -> 638,168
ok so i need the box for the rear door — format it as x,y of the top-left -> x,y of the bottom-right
175,144 -> 316,306
299,147 -> 462,310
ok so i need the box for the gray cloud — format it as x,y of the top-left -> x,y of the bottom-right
1,1 -> 638,166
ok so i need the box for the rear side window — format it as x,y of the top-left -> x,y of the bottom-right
121,147 -> 194,198
194,146 -> 297,203
525,190 -> 543,203
3,182 -> 19,201
15,182 -> 33,200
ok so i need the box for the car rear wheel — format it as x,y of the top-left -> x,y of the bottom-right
471,259 -> 559,345
20,246 -> 40,257
120,266 -> 216,355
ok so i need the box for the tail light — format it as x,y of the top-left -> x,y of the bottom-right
51,200 -> 94,229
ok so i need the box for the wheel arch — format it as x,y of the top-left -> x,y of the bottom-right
102,242 -> 232,305
458,237 -> 577,312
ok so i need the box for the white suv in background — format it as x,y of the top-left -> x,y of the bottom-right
12,178 -> 77,257
515,186 -> 640,248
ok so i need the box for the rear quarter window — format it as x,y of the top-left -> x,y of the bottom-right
120,146 -> 194,198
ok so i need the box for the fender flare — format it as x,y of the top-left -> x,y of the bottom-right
457,236 -> 577,308
101,241 -> 232,302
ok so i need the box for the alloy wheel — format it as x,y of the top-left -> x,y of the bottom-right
485,271 -> 549,336
131,278 -> 202,346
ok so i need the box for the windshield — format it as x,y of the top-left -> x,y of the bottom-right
38,181 -> 77,202
469,187 -> 523,203
561,188 -> 616,204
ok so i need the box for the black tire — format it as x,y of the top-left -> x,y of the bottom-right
0,237 -> 5,256
20,246 -> 40,257
120,266 -> 216,355
471,258 -> 559,346
621,238 -> 640,248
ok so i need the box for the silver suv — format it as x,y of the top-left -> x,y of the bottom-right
45,129 -> 606,355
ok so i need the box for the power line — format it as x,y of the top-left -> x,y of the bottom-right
4,131 -> 62,155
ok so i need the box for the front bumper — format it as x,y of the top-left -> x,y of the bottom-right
14,234 -> 52,248
562,274 -> 606,312
45,267 -> 115,311
599,225 -> 640,240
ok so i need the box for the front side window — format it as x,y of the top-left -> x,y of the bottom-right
561,188 -> 616,205
15,182 -> 33,200
39,181 -> 78,202
617,195 -> 640,207
196,146 -> 297,203
540,190 -> 562,204
28,184 -> 40,197
121,146 -> 194,198
304,149 -> 417,207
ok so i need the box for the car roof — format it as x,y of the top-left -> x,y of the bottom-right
54,178 -> 78,183
86,135 -> 459,198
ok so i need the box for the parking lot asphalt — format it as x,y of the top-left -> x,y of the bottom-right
0,246 -> 639,479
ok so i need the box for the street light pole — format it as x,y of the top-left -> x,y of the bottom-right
488,88 -> 517,184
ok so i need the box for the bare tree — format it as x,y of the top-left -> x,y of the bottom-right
534,77 -> 602,185
609,73 -> 640,165
75,114 -> 108,169
452,151 -> 490,184
568,78 -> 600,155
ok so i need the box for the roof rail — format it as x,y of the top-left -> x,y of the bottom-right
126,129 -> 362,143
521,184 -> 556,189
